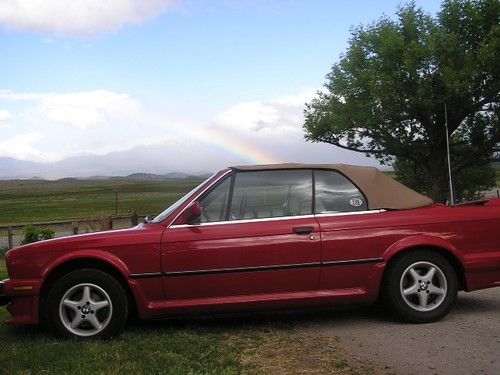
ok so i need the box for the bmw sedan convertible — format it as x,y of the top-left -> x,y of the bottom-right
1,163 -> 499,338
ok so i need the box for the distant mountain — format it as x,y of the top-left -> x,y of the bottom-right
164,172 -> 191,179
124,173 -> 169,180
0,141 -> 232,179
123,172 -> 203,181
0,157 -> 43,179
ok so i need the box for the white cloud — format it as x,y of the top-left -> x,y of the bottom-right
0,132 -> 60,162
0,0 -> 176,36
215,90 -> 316,136
0,89 -> 142,129
0,109 -> 12,122
76,135 -> 172,156
36,90 -> 143,129
0,88 -> 378,177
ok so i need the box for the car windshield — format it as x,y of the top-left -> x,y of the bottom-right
151,174 -> 216,223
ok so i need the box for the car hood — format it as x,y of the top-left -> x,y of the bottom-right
8,223 -> 160,257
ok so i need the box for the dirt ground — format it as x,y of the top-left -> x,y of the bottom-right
321,288 -> 500,375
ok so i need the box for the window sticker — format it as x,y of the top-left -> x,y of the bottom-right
349,197 -> 364,207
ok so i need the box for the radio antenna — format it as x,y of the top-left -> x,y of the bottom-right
444,103 -> 454,205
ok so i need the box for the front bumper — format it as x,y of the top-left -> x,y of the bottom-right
1,278 -> 41,324
0,280 -> 10,306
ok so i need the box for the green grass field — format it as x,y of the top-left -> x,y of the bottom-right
1,170 -> 499,227
0,178 -> 202,226
0,258 -> 6,279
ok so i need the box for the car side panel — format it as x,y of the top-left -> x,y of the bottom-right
317,204 -> 500,298
161,217 -> 321,300
448,204 -> 500,291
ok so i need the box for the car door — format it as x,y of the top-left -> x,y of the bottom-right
161,169 -> 321,301
313,169 -> 385,294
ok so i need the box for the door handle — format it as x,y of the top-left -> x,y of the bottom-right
293,226 -> 314,235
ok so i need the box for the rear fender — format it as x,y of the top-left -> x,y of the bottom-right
383,235 -> 465,265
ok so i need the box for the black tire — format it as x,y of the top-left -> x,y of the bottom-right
46,269 -> 128,339
383,250 -> 458,323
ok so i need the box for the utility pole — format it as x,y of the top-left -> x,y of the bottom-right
115,189 -> 118,216
444,103 -> 454,205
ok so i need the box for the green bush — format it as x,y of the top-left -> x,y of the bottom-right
0,246 -> 8,257
20,225 -> 55,245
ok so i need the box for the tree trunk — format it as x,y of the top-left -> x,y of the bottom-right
427,147 -> 451,203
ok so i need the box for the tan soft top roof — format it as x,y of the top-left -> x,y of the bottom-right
231,163 -> 433,210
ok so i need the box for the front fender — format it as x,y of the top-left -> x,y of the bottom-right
41,249 -> 131,280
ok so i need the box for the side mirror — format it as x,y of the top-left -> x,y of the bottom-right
175,202 -> 202,225
187,202 -> 202,224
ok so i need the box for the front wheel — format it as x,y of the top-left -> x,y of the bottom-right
384,251 -> 458,323
46,269 -> 128,339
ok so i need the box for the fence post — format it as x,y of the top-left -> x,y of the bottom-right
497,189 -> 499,199
72,222 -> 78,235
7,226 -> 13,249
131,212 -> 139,226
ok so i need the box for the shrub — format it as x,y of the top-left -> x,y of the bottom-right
0,246 -> 8,257
20,225 -> 55,245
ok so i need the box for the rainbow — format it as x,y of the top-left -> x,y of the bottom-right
196,127 -> 280,165
161,121 -> 281,165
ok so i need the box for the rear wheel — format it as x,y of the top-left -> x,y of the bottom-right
46,269 -> 128,339
384,251 -> 458,323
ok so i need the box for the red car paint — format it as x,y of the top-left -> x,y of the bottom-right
2,168 -> 500,325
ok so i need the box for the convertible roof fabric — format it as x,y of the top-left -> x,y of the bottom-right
231,163 -> 434,210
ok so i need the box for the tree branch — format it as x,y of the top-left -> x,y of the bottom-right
318,138 -> 387,154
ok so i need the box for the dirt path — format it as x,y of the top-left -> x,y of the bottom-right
322,288 -> 500,375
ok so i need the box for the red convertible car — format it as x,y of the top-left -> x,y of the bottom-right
1,163 -> 499,338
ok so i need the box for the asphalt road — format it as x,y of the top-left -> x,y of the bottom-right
322,288 -> 500,375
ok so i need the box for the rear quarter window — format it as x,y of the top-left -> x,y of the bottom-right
314,170 -> 367,213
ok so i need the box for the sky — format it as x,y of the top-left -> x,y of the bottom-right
0,0 -> 442,178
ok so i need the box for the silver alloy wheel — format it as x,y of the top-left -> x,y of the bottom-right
58,283 -> 113,337
399,261 -> 447,312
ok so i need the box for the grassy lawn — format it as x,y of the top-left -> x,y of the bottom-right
0,258 -> 6,279
0,179 -> 201,226
0,258 -> 382,375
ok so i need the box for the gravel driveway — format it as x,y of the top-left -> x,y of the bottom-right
322,288 -> 500,375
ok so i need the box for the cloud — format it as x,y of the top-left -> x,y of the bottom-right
76,135 -> 172,156
0,88 -> 157,163
0,109 -> 12,122
0,88 -> 378,177
0,0 -> 176,36
0,132 -> 60,162
210,89 -> 378,168
215,90 -> 316,136
0,89 -> 142,129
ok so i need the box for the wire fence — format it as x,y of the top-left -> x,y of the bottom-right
0,214 -> 146,254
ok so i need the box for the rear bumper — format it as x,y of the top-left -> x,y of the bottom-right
464,251 -> 500,292
0,281 -> 10,306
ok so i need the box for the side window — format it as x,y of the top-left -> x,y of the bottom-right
229,170 -> 312,220
199,177 -> 231,223
314,170 -> 367,213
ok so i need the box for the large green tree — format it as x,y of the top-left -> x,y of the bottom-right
304,0 -> 499,202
